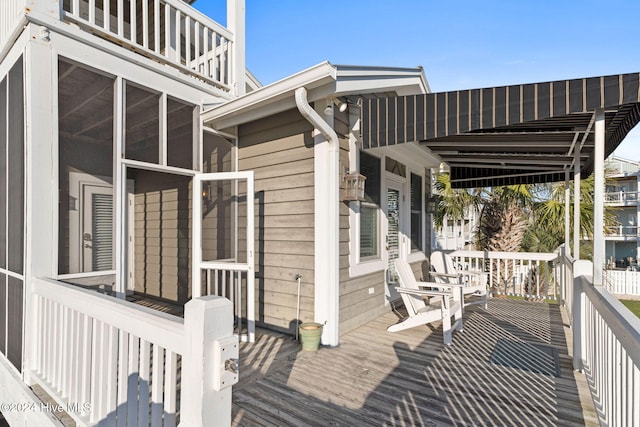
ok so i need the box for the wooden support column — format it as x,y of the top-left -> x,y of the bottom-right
593,108 -> 605,286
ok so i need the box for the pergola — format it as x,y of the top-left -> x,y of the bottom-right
360,72 -> 640,283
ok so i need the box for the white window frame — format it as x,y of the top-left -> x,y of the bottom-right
349,148 -> 385,277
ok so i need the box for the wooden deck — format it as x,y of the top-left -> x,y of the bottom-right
232,298 -> 599,426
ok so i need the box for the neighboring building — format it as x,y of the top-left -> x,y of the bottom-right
605,155 -> 640,268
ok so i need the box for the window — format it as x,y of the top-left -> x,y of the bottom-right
359,151 -> 381,259
410,173 -> 423,251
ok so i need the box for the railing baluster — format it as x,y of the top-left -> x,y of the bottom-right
116,330 -> 130,426
154,0 -> 160,53
142,0 -> 149,49
80,313 -> 92,406
164,351 -> 178,427
194,21 -> 200,72
106,324 -> 118,424
165,2 -> 171,59
103,0 -> 110,32
89,0 -> 96,25
73,0 -> 80,15
130,0 -> 137,43
127,335 -> 140,427
203,27 -> 209,78
185,15 -> 191,68
151,344 -> 165,425
138,339 -> 151,426
175,10 -> 181,64
117,0 -> 124,37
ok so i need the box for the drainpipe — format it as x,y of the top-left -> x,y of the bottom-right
295,87 -> 340,347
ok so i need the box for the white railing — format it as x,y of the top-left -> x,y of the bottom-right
606,225 -> 639,237
60,0 -> 233,90
572,261 -> 640,426
31,277 -> 237,426
202,262 -> 254,342
605,190 -> 638,204
603,269 -> 640,295
0,0 -> 25,52
449,250 -> 561,300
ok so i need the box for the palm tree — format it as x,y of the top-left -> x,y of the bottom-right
433,172 -> 616,296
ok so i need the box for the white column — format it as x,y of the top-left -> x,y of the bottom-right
227,0 -> 245,97
565,168 -> 571,253
574,144 -> 581,260
23,25 -> 56,385
593,108 -> 605,285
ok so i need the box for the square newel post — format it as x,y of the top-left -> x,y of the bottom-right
180,296 -> 239,427
572,260 -> 592,372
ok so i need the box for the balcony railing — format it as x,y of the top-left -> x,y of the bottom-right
605,190 -> 639,204
56,0 -> 234,91
572,261 -> 640,426
30,277 -> 238,426
605,225 -> 639,237
449,250 -> 562,300
0,0 -> 25,52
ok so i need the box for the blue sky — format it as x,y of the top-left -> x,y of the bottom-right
195,0 -> 640,159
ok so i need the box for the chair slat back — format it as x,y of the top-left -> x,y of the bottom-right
431,251 -> 462,284
394,259 -> 427,315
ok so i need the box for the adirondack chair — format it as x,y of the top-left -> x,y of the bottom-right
388,258 -> 463,345
430,251 -> 488,310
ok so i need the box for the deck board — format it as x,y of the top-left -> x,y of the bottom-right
233,299 -> 599,426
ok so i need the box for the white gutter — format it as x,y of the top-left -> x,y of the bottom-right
295,87 -> 340,347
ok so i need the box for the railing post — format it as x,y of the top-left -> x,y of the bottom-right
573,260 -> 592,372
180,296 -> 238,427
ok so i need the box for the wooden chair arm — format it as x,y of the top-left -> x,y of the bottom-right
430,271 -> 460,279
394,287 -> 451,297
416,281 -> 465,290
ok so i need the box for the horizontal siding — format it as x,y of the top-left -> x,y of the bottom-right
133,170 -> 191,304
239,109 -> 315,334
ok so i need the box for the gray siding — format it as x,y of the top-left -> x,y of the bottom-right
336,106 -> 391,335
336,107 -> 431,336
133,170 -> 191,304
238,109 -> 315,333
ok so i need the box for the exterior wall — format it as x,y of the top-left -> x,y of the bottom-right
133,170 -> 191,304
237,109 -> 315,333
335,108 -> 388,334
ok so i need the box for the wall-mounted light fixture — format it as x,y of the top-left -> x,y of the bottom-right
425,196 -> 439,214
343,171 -> 367,201
202,182 -> 212,208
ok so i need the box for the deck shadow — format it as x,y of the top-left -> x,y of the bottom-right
232,299 -> 597,426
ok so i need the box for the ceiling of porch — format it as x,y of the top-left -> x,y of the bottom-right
360,73 -> 640,188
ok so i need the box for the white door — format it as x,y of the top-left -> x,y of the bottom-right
82,184 -> 113,271
192,171 -> 256,342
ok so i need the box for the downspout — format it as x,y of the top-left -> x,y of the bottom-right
295,87 -> 340,346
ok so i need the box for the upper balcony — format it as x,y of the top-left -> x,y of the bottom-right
1,0 -> 237,93
605,190 -> 639,206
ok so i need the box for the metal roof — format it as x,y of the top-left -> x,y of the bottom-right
360,73 -> 640,188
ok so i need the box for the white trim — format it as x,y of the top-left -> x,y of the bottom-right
202,62 -> 428,129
